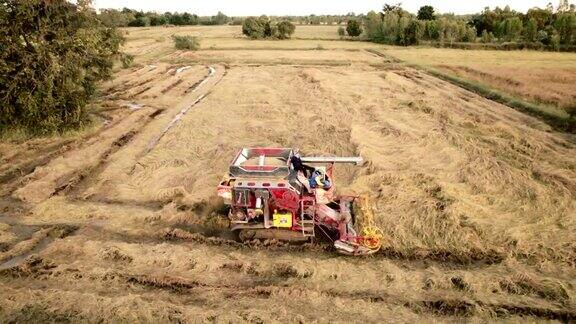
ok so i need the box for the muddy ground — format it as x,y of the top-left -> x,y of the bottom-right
0,26 -> 575,322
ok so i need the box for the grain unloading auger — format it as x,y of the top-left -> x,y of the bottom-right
217,148 -> 383,256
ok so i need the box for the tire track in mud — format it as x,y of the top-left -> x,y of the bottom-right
0,225 -> 77,271
50,109 -> 165,198
364,49 -> 401,64
6,66 -> 223,205
0,105 -> 141,198
0,144 -> 74,196
1,69 -> 178,201
1,113 -> 153,204
103,65 -> 168,100
142,66 -> 224,156
52,131 -> 137,197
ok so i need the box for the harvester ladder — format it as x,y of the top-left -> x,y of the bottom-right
300,198 -> 316,237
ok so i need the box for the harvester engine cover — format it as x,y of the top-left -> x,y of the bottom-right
217,148 -> 382,256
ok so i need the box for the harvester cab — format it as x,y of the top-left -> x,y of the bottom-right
217,148 -> 383,256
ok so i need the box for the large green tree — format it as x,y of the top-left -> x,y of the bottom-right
0,0 -> 124,134
500,16 -> 523,41
524,18 -> 538,42
554,12 -> 576,45
417,5 -> 436,20
346,19 -> 363,37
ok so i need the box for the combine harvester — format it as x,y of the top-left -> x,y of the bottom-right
217,148 -> 383,255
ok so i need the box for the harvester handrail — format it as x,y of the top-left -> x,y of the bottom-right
301,156 -> 363,166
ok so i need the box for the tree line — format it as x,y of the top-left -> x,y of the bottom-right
98,8 -> 231,27
360,1 -> 576,49
97,8 -> 371,28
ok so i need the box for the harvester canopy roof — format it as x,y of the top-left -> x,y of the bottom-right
229,148 -> 293,178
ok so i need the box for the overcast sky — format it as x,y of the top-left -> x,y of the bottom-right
93,0 -> 560,16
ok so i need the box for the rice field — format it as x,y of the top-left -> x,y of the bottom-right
0,25 -> 575,322
386,47 -> 576,112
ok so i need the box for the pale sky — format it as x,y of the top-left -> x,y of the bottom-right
93,0 -> 561,16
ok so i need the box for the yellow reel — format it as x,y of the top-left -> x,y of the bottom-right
357,196 -> 384,251
361,226 -> 384,250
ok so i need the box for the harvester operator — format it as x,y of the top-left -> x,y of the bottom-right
309,169 -> 332,189
290,149 -> 315,177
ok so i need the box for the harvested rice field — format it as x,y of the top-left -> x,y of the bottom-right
0,25 -> 575,322
387,47 -> 576,113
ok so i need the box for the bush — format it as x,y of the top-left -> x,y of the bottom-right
537,30 -> 550,44
230,18 -> 244,26
404,20 -> 424,45
551,32 -> 561,51
128,16 -> 150,27
481,30 -> 495,43
242,17 -> 296,40
565,105 -> 576,117
346,20 -> 363,37
121,54 -> 135,68
338,26 -> 346,37
0,0 -> 124,134
172,35 -> 201,50
277,21 -> 296,39
242,17 -> 268,39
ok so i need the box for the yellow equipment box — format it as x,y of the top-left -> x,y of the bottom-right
273,212 -> 292,228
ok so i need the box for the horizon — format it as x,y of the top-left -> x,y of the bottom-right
92,0 -> 563,16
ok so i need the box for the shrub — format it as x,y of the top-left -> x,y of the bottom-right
537,30 -> 550,44
565,105 -> 576,132
230,18 -> 244,26
551,32 -> 561,51
172,35 -> 201,50
128,16 -> 150,27
565,105 -> 576,117
347,20 -> 363,37
242,17 -> 296,40
0,0 -> 124,134
277,21 -> 296,39
338,26 -> 346,37
481,30 -> 495,43
121,54 -> 135,68
242,17 -> 268,39
404,20 -> 424,45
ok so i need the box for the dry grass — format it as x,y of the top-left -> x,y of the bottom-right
0,26 -> 575,322
123,25 -> 341,41
0,228 -> 51,263
385,47 -> 576,112
120,25 -> 375,65
175,49 -> 382,65
291,25 -> 341,39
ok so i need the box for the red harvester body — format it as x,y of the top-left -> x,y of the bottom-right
217,148 -> 381,255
